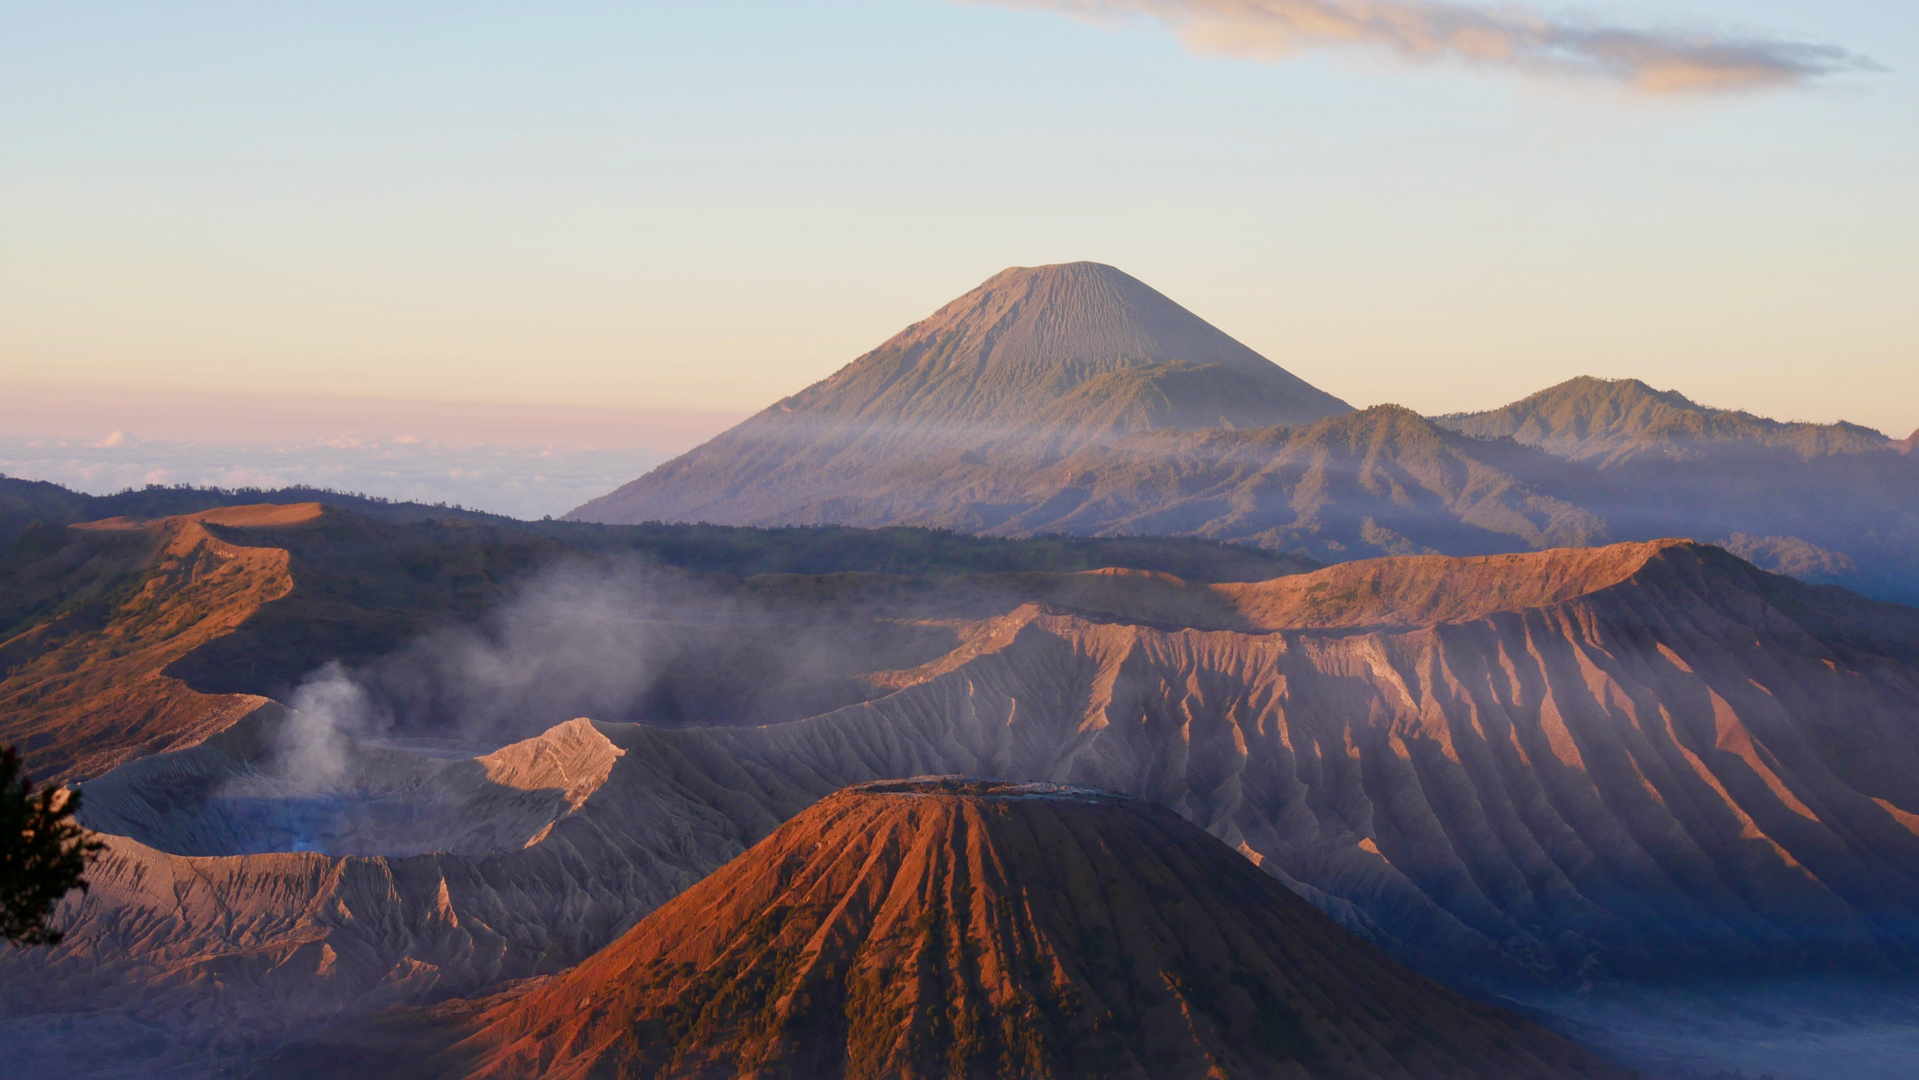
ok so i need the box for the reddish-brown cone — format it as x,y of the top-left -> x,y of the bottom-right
441,778 -> 1625,1080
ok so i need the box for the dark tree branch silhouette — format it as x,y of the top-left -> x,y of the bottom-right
1,746 -> 104,946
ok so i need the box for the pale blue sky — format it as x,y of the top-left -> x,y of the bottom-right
2,0 -> 1914,440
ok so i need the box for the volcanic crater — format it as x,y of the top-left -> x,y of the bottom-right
76,710 -> 623,858
393,775 -> 1627,1080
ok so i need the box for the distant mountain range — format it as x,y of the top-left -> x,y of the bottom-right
1439,377 -> 1919,601
1439,375 -> 1897,464
568,263 -> 1919,604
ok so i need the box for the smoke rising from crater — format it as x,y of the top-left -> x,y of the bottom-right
263,557 -> 909,789
273,662 -> 368,792
981,0 -> 1875,93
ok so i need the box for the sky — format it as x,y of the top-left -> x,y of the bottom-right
1,0 -> 1915,513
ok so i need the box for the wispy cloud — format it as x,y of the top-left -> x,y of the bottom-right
980,0 -> 1875,93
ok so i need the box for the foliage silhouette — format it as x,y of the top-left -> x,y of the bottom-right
0,745 -> 103,945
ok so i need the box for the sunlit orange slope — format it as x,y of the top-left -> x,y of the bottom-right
438,778 -> 1625,1080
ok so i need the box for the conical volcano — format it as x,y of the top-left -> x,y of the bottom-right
437,778 -> 1623,1080
807,261 -> 1333,404
568,263 -> 1350,526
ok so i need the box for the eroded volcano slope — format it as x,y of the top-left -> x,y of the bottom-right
523,538 -> 1919,985
8,537 -> 1919,1075
0,506 -> 304,780
422,779 -> 1624,1080
77,710 -> 625,857
0,715 -> 734,1078
0,502 -> 563,781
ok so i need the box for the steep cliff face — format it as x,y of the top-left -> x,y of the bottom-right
567,262 -> 1352,526
433,779 -> 1625,1080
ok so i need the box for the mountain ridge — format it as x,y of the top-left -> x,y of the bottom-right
1438,376 -> 1919,602
568,359 -> 1919,601
9,533 -> 1919,1075
568,262 -> 1353,525
1437,375 -> 1895,465
717,404 -> 1615,563
0,495 -> 1327,781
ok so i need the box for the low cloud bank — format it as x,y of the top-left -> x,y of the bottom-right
0,436 -> 663,521
984,0 -> 1875,93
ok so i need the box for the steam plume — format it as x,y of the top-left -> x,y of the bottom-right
257,556 -> 899,791
273,662 -> 365,791
980,0 -> 1875,93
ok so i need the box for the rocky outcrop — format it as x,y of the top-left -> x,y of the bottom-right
425,778 -> 1624,1080
76,713 -> 627,857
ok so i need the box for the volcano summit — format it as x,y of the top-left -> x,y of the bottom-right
568,262 -> 1352,527
422,777 -> 1622,1080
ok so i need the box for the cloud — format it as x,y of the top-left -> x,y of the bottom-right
0,435 -> 666,520
981,0 -> 1876,93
